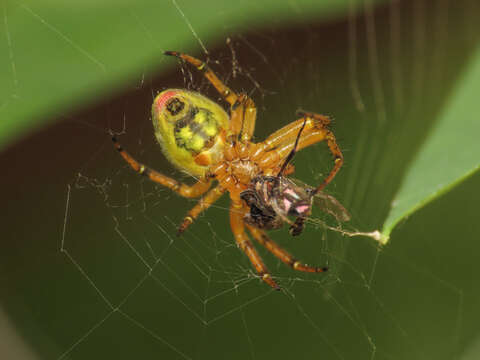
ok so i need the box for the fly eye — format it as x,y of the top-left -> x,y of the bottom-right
166,97 -> 185,115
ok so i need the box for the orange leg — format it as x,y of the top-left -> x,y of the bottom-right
251,112 -> 331,159
165,51 -> 238,105
177,186 -> 226,234
256,129 -> 329,168
254,112 -> 331,157
254,111 -> 343,193
230,203 -> 280,290
164,51 -> 256,142
112,136 -> 211,198
257,116 -> 325,153
230,94 -> 256,142
246,225 -> 328,273
296,111 -> 343,193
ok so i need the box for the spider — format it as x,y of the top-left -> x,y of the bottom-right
112,51 -> 344,290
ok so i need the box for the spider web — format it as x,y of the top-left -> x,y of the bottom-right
1,0 -> 478,359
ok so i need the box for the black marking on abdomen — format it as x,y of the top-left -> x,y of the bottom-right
174,106 -> 218,154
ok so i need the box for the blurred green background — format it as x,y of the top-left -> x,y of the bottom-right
1,0 -> 479,359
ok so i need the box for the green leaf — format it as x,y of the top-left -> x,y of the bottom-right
382,48 -> 480,242
0,0 -> 387,150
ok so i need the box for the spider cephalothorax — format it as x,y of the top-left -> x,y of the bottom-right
112,51 -> 344,289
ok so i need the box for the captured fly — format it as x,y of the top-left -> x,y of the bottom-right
241,175 -> 350,236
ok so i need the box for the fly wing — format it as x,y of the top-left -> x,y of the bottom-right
289,178 -> 351,222
313,192 -> 351,222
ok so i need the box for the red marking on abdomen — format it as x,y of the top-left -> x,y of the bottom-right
154,90 -> 177,113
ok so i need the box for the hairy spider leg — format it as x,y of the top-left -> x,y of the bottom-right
253,112 -> 343,191
164,51 -> 256,142
230,203 -> 280,289
164,51 -> 238,105
230,94 -> 256,142
112,136 -> 212,197
247,225 -> 328,273
254,116 -> 321,155
296,111 -> 343,194
177,186 -> 226,234
255,129 -> 332,170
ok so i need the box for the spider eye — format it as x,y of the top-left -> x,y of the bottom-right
166,97 -> 185,115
